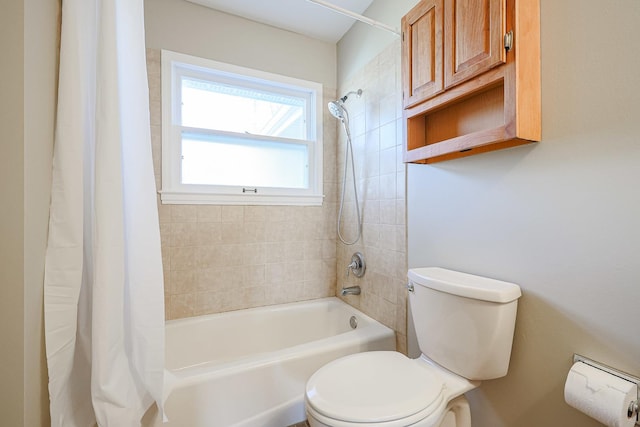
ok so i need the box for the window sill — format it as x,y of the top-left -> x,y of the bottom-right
159,190 -> 324,206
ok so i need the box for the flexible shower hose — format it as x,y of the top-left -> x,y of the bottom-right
337,109 -> 362,246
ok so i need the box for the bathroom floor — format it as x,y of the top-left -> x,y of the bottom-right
287,421 -> 310,427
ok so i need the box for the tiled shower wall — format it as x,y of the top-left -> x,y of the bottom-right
335,40 -> 408,354
146,49 -> 339,320
146,42 -> 409,355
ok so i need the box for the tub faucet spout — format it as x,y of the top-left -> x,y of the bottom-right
341,286 -> 361,296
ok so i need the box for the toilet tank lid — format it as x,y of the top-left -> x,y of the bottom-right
408,267 -> 521,303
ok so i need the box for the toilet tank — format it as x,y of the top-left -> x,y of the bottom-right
408,268 -> 521,381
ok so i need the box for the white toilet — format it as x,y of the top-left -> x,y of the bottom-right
305,267 -> 522,427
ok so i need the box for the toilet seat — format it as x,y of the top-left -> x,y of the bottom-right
305,351 -> 446,426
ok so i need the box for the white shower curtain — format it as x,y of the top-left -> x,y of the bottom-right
44,0 -> 164,425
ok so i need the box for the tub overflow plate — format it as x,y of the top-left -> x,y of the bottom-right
349,316 -> 358,329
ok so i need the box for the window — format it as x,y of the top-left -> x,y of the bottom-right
160,50 -> 324,205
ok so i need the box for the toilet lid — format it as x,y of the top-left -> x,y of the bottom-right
305,351 -> 444,423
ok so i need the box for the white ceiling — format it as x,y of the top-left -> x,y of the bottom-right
185,0 -> 376,43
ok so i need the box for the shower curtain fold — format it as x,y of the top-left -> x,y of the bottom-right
44,0 -> 165,425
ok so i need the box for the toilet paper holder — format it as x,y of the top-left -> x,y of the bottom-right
573,354 -> 640,425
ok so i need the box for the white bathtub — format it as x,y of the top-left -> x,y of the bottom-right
158,297 -> 395,427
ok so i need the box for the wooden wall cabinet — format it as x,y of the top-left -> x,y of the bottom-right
402,0 -> 444,108
402,0 -> 540,164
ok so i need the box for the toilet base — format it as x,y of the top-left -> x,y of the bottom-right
436,396 -> 471,427
306,395 -> 471,427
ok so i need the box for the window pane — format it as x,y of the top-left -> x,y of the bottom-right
181,77 -> 307,140
181,133 -> 309,189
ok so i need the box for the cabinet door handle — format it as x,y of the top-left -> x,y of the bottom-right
504,30 -> 513,52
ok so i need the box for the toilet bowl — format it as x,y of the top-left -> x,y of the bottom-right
305,268 -> 522,427
305,352 -> 476,427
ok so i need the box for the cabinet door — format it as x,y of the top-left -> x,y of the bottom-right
444,0 -> 505,88
402,0 -> 444,108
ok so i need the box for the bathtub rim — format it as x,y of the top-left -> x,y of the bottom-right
164,297 -> 396,386
164,296 -> 379,329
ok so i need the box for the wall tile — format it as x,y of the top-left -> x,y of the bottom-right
304,240 -> 323,260
396,171 -> 406,200
380,147 -> 397,175
196,222 -> 222,246
364,176 -> 380,200
194,291 -> 224,316
196,205 -> 222,222
379,200 -> 395,225
285,241 -> 306,260
336,42 -> 408,355
243,264 -> 265,287
164,297 -> 172,320
379,120 -> 396,150
243,243 -> 266,265
149,94 -> 161,126
395,199 -> 406,226
171,222 -> 198,247
265,262 -> 286,284
379,173 -> 396,200
244,206 -> 266,222
352,112 -> 366,137
221,222 -> 245,244
170,246 -> 198,270
379,94 -> 398,127
170,294 -> 195,319
157,196 -> 172,224
363,200 -> 380,224
221,206 -> 244,223
170,270 -> 197,295
171,205 -> 197,223
265,242 -> 286,263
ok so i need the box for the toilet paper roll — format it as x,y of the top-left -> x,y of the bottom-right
564,361 -> 638,427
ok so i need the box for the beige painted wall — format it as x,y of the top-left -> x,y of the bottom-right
144,0 -> 337,89
337,0 -> 417,84
0,1 -> 27,424
404,1 -> 640,427
0,0 -> 58,426
23,0 -> 58,424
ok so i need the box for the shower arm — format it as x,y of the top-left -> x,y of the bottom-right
306,0 -> 400,36
340,89 -> 362,103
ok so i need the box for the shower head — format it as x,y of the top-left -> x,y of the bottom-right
328,100 -> 346,120
328,89 -> 362,121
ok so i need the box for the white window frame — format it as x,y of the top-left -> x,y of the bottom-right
160,50 -> 324,205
